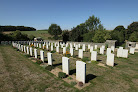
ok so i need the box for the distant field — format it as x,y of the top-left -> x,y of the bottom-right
21,31 -> 52,40
3,31 -> 52,40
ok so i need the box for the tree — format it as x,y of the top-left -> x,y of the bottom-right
48,24 -> 62,40
85,15 -> 104,31
128,32 -> 138,42
127,22 -> 138,39
62,30 -> 70,41
92,31 -> 112,43
28,35 -> 35,40
69,27 -> 81,42
83,31 -> 95,42
92,31 -> 106,43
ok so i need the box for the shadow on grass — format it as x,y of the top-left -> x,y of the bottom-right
70,69 -> 76,75
114,63 -> 118,66
86,74 -> 97,83
97,59 -> 102,62
53,63 -> 62,67
44,60 -> 48,63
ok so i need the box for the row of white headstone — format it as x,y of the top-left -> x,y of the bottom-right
28,42 -> 115,67
12,42 -> 86,84
12,42 -> 53,65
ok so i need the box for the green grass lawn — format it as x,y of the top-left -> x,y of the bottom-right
21,31 -> 52,40
27,44 -> 138,92
1,45 -> 138,92
0,45 -> 78,92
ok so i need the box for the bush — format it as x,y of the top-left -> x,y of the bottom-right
82,57 -> 90,62
51,50 -> 56,53
70,81 -> 77,86
45,65 -> 55,71
78,82 -> 83,87
36,60 -> 43,65
58,72 -> 66,78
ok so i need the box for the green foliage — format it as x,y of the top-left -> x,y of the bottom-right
68,77 -> 73,80
92,31 -> 111,43
51,50 -> 56,53
0,25 -> 36,31
62,30 -> 70,41
58,72 -> 66,78
48,24 -> 62,40
85,15 -> 102,31
69,27 -> 82,41
28,35 -> 35,40
82,57 -> 90,62
45,65 -> 55,71
70,81 -> 77,86
128,32 -> 138,42
83,31 -> 95,42
0,32 -> 12,41
11,30 -> 29,41
65,54 -> 71,57
111,30 -> 125,45
127,22 -> 138,37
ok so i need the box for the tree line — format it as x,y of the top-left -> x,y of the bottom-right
0,25 -> 36,31
47,15 -> 138,46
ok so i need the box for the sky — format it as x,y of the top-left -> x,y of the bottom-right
0,0 -> 138,30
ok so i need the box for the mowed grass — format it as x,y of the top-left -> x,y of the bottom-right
30,45 -> 138,92
21,31 -> 52,40
0,45 -> 78,92
0,45 -> 138,92
2,31 -> 52,40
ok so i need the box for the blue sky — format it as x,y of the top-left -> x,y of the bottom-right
0,0 -> 138,30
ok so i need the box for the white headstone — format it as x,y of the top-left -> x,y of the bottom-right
135,44 -> 138,49
78,49 -> 83,59
82,44 -> 86,51
90,46 -> 94,53
43,44 -> 45,49
34,49 -> 37,58
30,47 -> 33,56
34,43 -> 36,47
46,44 -> 49,50
100,47 -> 104,54
88,44 -> 91,49
122,49 -> 128,58
47,52 -> 52,65
117,48 -> 123,57
26,46 -> 29,54
39,43 -> 41,48
24,46 -> 26,53
75,45 -> 78,50
62,57 -> 70,75
37,43 -> 39,47
40,50 -> 44,62
106,53 -> 114,67
63,47 -> 66,54
56,46 -> 59,52
111,46 -> 115,52
76,61 -> 86,84
78,44 -> 81,48
51,44 -> 53,51
130,47 -> 135,54
106,48 -> 111,56
70,48 -> 74,56
95,45 -> 97,50
21,45 -> 23,52
91,51 -> 97,61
